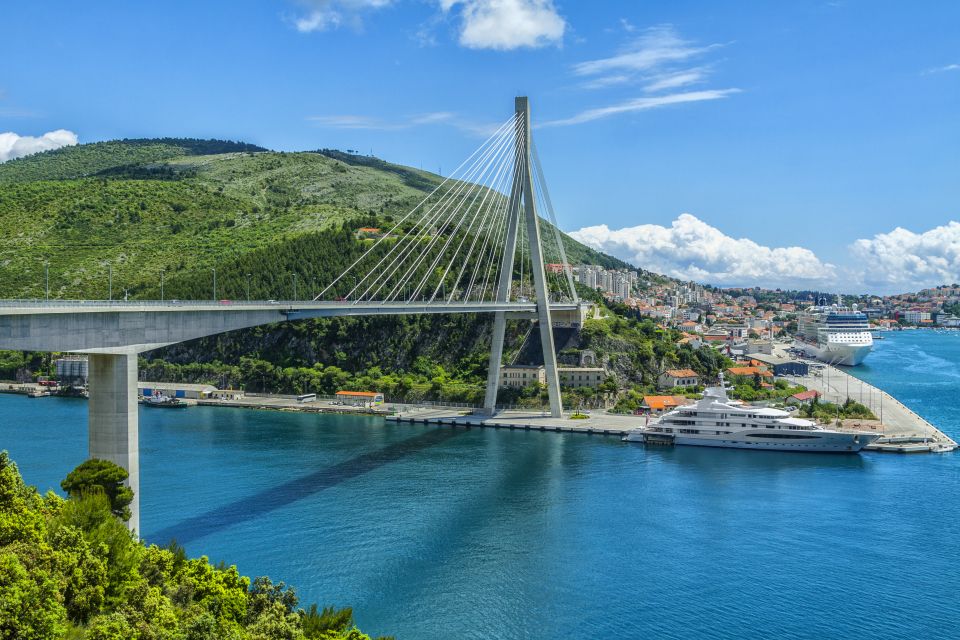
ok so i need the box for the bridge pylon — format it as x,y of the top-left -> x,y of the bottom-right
483,97 -> 563,418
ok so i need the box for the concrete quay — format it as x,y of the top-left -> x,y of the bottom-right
194,394 -> 392,416
780,364 -> 957,453
387,407 -> 638,436
0,382 -> 44,395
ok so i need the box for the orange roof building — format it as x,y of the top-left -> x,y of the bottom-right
726,366 -> 773,378
335,390 -> 385,405
792,390 -> 821,402
641,395 -> 692,413
664,368 -> 698,378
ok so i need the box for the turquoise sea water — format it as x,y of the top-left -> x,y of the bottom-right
2,330 -> 959,639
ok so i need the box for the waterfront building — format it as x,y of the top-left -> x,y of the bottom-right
500,365 -> 546,389
725,366 -> 774,383
211,389 -> 245,400
657,369 -> 700,390
791,390 -> 821,404
900,310 -> 931,324
335,390 -> 384,405
746,353 -> 809,377
139,382 -> 217,399
558,367 -> 606,388
501,364 -> 607,389
641,395 -> 693,414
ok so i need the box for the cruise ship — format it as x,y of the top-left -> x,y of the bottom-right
795,299 -> 873,366
623,380 -> 879,453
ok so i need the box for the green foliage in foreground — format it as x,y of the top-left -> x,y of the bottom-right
60,459 -> 135,522
0,452 -> 388,640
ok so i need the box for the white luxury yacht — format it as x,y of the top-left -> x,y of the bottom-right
624,378 -> 879,453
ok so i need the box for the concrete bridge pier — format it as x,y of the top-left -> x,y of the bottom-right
87,352 -> 140,535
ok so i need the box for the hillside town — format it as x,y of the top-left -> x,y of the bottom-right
573,264 -> 960,336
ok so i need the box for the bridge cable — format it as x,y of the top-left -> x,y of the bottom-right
351,117 -> 516,302
381,121 -> 517,302
532,140 -> 579,304
476,132 -> 525,302
460,132 -> 522,302
315,114 -> 517,300
428,126 -> 519,303
348,116 -> 517,302
404,127 -> 509,302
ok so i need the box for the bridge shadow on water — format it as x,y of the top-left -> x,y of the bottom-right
147,427 -> 464,545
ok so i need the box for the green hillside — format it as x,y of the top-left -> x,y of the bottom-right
0,138 -> 266,183
0,139 -> 629,300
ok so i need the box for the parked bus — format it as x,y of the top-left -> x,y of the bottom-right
296,393 -> 317,403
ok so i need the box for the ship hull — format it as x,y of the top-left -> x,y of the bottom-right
673,431 -> 878,452
796,341 -> 872,366
625,430 -> 879,452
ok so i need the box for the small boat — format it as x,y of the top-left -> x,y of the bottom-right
142,392 -> 188,408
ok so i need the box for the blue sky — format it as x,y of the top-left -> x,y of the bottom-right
2,0 -> 959,293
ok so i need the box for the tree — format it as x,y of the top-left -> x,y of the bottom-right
60,459 -> 134,521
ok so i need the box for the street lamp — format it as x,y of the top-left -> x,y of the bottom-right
108,265 -> 113,301
292,273 -> 298,300
160,271 -> 165,302
246,274 -> 251,302
212,268 -> 217,301
44,261 -> 49,301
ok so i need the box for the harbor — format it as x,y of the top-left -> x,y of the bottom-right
778,341 -> 958,452
8,359 -> 956,453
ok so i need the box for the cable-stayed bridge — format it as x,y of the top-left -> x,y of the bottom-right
0,97 -> 585,533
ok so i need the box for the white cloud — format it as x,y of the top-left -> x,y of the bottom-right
923,63 -> 960,75
573,25 -> 718,78
851,222 -> 960,292
291,0 -> 394,32
556,25 -> 737,126
540,89 -> 739,127
0,129 -> 78,162
440,0 -> 565,50
643,67 -> 709,93
569,213 -> 836,288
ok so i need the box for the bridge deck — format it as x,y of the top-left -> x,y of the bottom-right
0,299 -> 583,353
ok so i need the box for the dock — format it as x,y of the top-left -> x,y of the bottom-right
779,358 -> 957,453
387,407 -> 637,436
